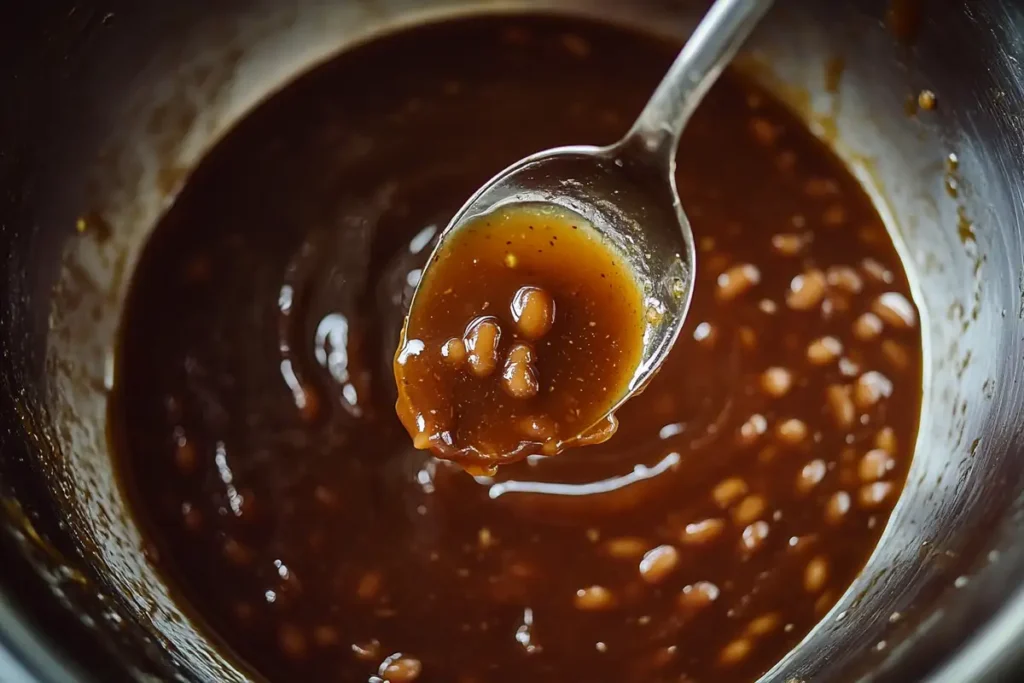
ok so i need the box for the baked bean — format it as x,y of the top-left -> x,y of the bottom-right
826,384 -> 856,430
758,444 -> 779,464
854,371 -> 893,409
441,337 -> 467,366
872,292 -> 917,328
713,478 -> 749,508
771,233 -> 806,256
639,545 -> 680,584
787,534 -> 818,554
804,556 -> 830,593
822,204 -> 846,227
826,266 -> 863,293
853,313 -> 883,341
501,343 -> 539,399
861,258 -> 894,284
804,177 -> 840,196
738,413 -> 768,445
746,613 -> 780,637
719,638 -> 753,666
749,117 -> 780,145
761,367 -> 793,398
679,581 -> 720,610
717,264 -> 761,301
733,495 -> 767,526
881,339 -> 911,371
839,357 -> 861,378
383,656 -> 423,682
776,149 -> 797,170
786,269 -> 827,310
464,317 -> 501,377
758,299 -> 778,314
604,537 -> 649,559
357,571 -> 384,601
822,294 -> 850,318
278,623 -> 309,660
503,252 -> 518,269
859,481 -> 894,509
510,286 -> 555,340
807,336 -> 843,365
796,459 -> 827,494
575,586 -> 615,611
740,521 -> 770,553
776,418 -> 809,445
825,491 -> 851,524
859,448 -> 895,483
693,321 -> 717,348
681,518 -> 726,545
875,427 -> 897,455
814,590 -> 836,615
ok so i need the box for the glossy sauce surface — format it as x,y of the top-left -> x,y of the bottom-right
395,203 -> 644,469
112,16 -> 922,683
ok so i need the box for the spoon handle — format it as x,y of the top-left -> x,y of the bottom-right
624,0 -> 775,164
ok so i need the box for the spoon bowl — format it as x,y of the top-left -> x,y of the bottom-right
439,140 -> 696,402
405,0 -> 774,445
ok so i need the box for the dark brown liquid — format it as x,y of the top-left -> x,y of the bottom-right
395,204 -> 644,468
112,15 -> 922,683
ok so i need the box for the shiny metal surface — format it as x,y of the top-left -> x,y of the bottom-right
1,1 -> 1023,682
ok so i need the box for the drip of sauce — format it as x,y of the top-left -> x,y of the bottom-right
395,203 -> 644,470
111,15 -> 922,683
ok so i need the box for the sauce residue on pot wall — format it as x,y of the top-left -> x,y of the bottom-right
110,15 -> 923,683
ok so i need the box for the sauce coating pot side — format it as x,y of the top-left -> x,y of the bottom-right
0,1 -> 1023,682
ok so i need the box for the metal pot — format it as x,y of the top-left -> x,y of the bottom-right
1,0 -> 1022,681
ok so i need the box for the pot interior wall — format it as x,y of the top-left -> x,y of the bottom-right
2,1 -> 1023,681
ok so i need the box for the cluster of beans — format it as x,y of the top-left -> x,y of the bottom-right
439,284 -> 555,397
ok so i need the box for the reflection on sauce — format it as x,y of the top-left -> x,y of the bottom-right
486,451 -> 681,499
395,203 -> 644,470
111,15 -> 922,683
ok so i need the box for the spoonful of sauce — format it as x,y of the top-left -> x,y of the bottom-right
395,0 -> 774,473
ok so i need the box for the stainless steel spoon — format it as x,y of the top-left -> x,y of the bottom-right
408,0 -> 774,418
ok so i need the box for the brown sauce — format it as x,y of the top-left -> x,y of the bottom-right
395,203 -> 644,470
111,15 -> 922,683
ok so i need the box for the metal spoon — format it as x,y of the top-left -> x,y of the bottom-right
408,0 -> 774,418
